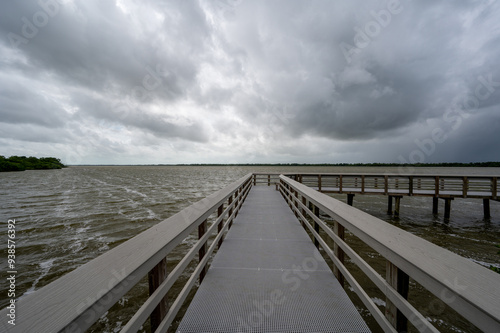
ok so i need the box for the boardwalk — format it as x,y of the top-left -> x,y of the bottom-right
2,173 -> 498,333
177,186 -> 370,332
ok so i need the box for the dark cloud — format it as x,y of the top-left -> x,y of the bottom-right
0,79 -> 68,127
0,0 -> 499,163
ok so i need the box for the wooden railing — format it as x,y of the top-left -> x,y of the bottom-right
289,173 -> 498,199
1,174 -> 253,333
278,175 -> 500,332
252,172 -> 281,186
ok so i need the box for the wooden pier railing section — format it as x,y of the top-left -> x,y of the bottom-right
2,173 -> 499,333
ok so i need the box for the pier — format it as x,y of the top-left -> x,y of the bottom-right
1,173 -> 499,332
255,173 -> 499,220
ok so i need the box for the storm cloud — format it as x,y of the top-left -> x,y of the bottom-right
1,0 -> 499,164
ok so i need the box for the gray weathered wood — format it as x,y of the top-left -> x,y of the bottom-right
0,174 -> 253,333
120,186 -> 251,333
385,261 -> 409,332
283,185 -> 438,332
149,257 -> 168,332
280,175 -> 500,332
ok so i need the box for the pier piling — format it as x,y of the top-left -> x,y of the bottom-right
484,199 -> 491,219
347,193 -> 354,206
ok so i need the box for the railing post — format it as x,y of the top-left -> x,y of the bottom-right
318,175 -> 322,191
301,196 -> 307,227
198,219 -> 208,283
234,189 -> 240,218
313,205 -> 320,248
408,176 -> 413,196
463,176 -> 468,198
361,175 -> 365,194
385,261 -> 409,332
435,176 -> 440,196
253,174 -> 256,186
149,258 -> 168,332
228,195 -> 234,228
268,174 -> 270,186
384,175 -> 389,195
334,221 -> 345,288
294,189 -> 299,217
217,204 -> 224,248
339,175 -> 343,193
493,177 -> 498,200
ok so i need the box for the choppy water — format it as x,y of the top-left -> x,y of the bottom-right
1,166 -> 499,332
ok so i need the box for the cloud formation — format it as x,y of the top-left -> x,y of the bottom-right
1,0 -> 499,164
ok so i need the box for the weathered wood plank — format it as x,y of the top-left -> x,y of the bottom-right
149,257 -> 168,331
280,175 -> 500,332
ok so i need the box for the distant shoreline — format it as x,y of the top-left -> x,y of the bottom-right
66,162 -> 500,167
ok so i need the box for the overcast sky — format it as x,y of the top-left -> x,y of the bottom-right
1,0 -> 499,164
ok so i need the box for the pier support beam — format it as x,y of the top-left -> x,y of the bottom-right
387,196 -> 402,216
483,199 -> 491,219
347,194 -> 354,206
443,198 -> 453,221
149,257 -> 168,332
394,196 -> 401,217
432,197 -> 439,215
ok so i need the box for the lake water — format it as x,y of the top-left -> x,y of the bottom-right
1,166 -> 499,332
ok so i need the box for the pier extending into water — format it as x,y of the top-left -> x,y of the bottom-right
254,173 -> 499,220
2,173 -> 499,332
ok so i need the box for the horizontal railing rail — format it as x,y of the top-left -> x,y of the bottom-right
1,173 -> 253,333
288,173 -> 498,199
252,172 -> 281,186
278,175 -> 500,332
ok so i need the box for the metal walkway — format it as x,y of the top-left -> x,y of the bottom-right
177,186 -> 370,332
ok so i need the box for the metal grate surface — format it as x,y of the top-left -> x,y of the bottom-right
177,186 -> 371,332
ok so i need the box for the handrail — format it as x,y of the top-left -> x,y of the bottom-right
252,173 -> 281,186
1,173 -> 253,333
279,175 -> 500,332
292,173 -> 498,199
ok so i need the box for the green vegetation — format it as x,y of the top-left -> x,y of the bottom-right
0,156 -> 66,172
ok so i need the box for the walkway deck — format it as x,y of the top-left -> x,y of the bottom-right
177,186 -> 370,332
